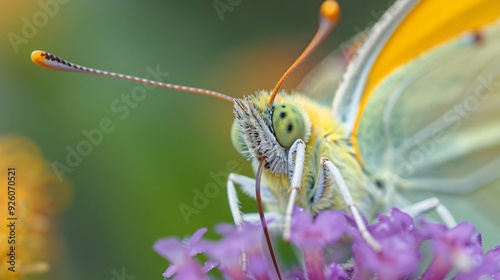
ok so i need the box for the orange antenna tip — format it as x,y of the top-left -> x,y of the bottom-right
31,50 -> 83,73
320,0 -> 341,24
267,0 -> 340,106
31,50 -> 48,68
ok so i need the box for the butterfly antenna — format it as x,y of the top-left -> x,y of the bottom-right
256,156 -> 282,280
31,50 -> 236,104
268,0 -> 340,105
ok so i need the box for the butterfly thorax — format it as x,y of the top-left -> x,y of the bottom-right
232,90 -> 384,219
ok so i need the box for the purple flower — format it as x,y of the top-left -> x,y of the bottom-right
421,221 -> 500,280
204,222 -> 273,280
153,228 -> 215,280
485,246 -> 500,279
325,263 -> 350,280
352,209 -> 424,280
290,208 -> 346,280
153,208 -> 500,279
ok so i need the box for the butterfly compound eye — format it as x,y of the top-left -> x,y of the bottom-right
272,104 -> 306,148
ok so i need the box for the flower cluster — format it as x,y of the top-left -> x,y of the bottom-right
154,208 -> 500,280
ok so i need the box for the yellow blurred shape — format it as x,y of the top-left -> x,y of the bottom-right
0,136 -> 72,280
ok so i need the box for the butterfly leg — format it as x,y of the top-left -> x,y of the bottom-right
227,173 -> 282,272
322,157 -> 381,251
283,139 -> 306,241
227,173 -> 278,226
401,197 -> 457,228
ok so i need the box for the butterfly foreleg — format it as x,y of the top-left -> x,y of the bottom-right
227,173 -> 282,272
321,157 -> 381,252
227,173 -> 279,226
401,197 -> 457,228
283,139 -> 307,241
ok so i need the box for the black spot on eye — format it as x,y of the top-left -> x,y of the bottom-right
281,105 -> 286,108
375,179 -> 384,190
280,112 -> 286,119
287,123 -> 293,133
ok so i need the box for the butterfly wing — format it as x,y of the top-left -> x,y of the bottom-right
348,0 -> 500,192
357,22 -> 500,187
355,14 -> 500,248
333,0 -> 500,191
334,0 -> 500,140
325,0 -> 500,249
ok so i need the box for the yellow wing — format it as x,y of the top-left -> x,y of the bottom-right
326,0 -> 500,160
356,20 -> 500,249
339,0 -> 500,249
365,0 -> 500,102
357,19 -> 500,182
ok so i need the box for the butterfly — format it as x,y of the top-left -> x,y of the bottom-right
31,0 -> 500,255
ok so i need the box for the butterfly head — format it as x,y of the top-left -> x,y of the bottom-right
231,90 -> 311,175
227,0 -> 339,177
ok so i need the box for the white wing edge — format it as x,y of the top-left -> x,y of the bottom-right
332,0 -> 419,136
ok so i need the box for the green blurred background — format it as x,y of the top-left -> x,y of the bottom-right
1,0 -> 499,279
